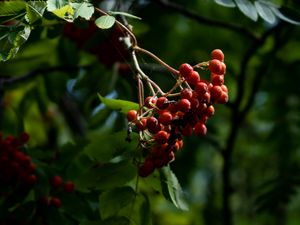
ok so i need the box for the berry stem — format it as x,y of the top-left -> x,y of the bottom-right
131,50 -> 164,95
133,46 -> 180,76
95,7 -> 138,47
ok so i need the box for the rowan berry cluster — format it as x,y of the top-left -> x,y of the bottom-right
0,132 -> 37,187
127,49 -> 228,177
39,175 -> 75,208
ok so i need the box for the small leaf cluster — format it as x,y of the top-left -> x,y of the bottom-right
214,0 -> 300,24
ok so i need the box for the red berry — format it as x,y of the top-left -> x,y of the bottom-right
182,125 -> 193,136
202,92 -> 211,103
209,59 -> 226,75
180,89 -> 193,100
194,122 -> 207,136
195,82 -> 208,96
176,99 -> 191,113
127,110 -> 137,122
64,181 -> 75,193
154,131 -> 169,144
50,197 -> 62,208
135,118 -> 147,131
19,132 -> 30,144
159,111 -> 173,125
145,96 -> 156,108
146,117 -> 161,133
156,97 -> 169,110
211,49 -> 224,62
138,157 -> 155,177
190,98 -> 200,111
218,92 -> 229,104
205,105 -> 215,117
179,63 -> 193,78
211,74 -> 224,86
186,71 -> 200,85
50,175 -> 63,188
210,85 -> 223,101
25,174 -> 37,185
221,84 -> 228,93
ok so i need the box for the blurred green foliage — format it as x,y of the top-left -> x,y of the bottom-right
1,0 -> 300,225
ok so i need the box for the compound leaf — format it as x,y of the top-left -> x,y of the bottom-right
254,1 -> 276,24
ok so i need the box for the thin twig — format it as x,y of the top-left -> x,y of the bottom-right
133,46 -> 180,75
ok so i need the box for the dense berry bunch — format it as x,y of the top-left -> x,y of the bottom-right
0,132 -> 37,186
127,49 -> 228,177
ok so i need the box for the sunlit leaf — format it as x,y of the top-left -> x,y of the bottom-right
98,93 -> 139,114
234,0 -> 258,21
214,0 -> 236,7
95,15 -> 116,29
46,0 -> 68,11
159,166 -> 189,211
52,5 -> 74,21
25,1 -> 47,24
254,1 -> 276,24
99,186 -> 136,219
71,2 -> 94,20
0,1 -> 26,16
0,25 -> 31,61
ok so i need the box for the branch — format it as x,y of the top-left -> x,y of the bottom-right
1,66 -> 85,88
152,0 -> 259,41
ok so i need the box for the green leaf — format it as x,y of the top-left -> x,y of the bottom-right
98,93 -> 139,114
25,1 -> 47,24
271,6 -> 300,25
159,166 -> 189,211
52,4 -> 74,21
75,160 -> 137,190
109,11 -> 142,20
99,186 -> 136,219
0,1 -> 26,16
139,193 -> 152,225
101,216 -> 130,225
95,15 -> 116,29
71,2 -> 95,20
0,25 -> 31,61
234,0 -> 258,21
214,0 -> 236,7
46,0 -> 68,11
254,1 -> 276,24
84,131 -> 135,162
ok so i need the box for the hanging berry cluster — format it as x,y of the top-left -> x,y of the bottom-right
127,49 -> 228,177
0,132 -> 37,187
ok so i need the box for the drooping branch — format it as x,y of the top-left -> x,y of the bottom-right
152,0 -> 260,41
